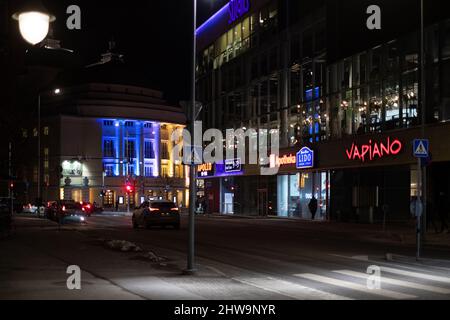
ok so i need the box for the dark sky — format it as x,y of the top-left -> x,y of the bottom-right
38,0 -> 229,103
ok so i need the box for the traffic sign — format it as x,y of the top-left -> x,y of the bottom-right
413,139 -> 429,158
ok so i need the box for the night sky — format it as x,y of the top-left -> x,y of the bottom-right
35,0 -> 229,103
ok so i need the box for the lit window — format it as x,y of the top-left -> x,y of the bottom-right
22,129 -> 28,138
161,142 -> 169,160
144,141 -> 155,159
33,128 -> 38,137
44,127 -> 49,136
144,166 -> 153,177
103,139 -> 115,158
104,164 -> 115,177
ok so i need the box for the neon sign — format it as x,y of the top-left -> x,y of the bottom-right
270,154 -> 296,168
296,147 -> 315,169
228,0 -> 250,24
197,163 -> 214,178
346,137 -> 403,162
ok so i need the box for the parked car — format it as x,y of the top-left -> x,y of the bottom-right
46,200 -> 87,222
22,204 -> 38,214
132,200 -> 180,230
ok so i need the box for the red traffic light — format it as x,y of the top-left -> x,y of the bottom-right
125,184 -> 133,193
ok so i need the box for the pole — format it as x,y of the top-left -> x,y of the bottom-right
9,142 -> 13,215
419,0 -> 427,242
37,94 -> 41,203
186,0 -> 197,274
416,158 -> 422,261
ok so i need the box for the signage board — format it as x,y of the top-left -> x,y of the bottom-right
296,147 -> 315,169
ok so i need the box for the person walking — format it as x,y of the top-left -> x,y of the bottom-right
308,196 -> 318,221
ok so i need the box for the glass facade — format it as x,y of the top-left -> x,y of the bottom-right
277,172 -> 329,220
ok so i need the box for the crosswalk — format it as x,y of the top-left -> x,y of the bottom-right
228,258 -> 450,300
290,259 -> 450,300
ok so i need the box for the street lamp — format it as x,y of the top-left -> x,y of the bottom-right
185,0 -> 198,275
12,0 -> 56,45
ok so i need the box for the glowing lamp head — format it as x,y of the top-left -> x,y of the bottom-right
12,2 -> 55,45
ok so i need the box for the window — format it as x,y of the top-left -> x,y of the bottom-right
124,140 -> 136,159
144,122 -> 153,129
22,129 -> 28,138
144,140 -> 155,159
161,166 -> 169,177
125,121 -> 134,127
161,142 -> 169,160
44,127 -> 49,136
144,166 -> 153,177
103,120 -> 114,126
33,128 -> 38,137
103,139 -> 115,158
104,164 -> 115,177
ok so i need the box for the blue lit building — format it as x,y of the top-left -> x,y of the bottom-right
23,47 -> 188,210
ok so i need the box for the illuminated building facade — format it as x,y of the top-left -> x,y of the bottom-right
20,69 -> 188,210
196,0 -> 450,222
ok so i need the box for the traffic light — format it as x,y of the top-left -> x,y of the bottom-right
125,183 -> 134,194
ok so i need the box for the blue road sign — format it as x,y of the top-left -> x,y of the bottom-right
413,139 -> 429,158
296,147 -> 315,169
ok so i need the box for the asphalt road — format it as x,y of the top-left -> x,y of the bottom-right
1,214 -> 450,300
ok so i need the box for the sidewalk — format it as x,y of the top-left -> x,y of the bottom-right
197,213 -> 450,249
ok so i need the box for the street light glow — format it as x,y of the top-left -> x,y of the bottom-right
12,11 -> 55,45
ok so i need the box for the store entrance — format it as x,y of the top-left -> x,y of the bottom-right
257,189 -> 268,216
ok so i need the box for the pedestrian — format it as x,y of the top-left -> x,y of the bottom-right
308,196 -> 318,221
437,192 -> 449,233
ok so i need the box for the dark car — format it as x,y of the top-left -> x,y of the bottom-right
46,200 -> 86,222
132,200 -> 180,230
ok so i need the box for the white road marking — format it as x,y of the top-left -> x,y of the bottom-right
232,277 -> 353,300
380,266 -> 450,284
334,270 -> 450,295
295,273 -> 416,300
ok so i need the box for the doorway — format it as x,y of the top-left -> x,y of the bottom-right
257,189 -> 268,216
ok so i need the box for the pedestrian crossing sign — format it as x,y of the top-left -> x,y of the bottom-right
413,139 -> 429,158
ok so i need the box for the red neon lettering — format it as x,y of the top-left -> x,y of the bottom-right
372,143 -> 381,159
346,144 -> 355,160
390,139 -> 402,155
380,138 -> 390,156
346,137 -> 403,162
361,145 -> 370,162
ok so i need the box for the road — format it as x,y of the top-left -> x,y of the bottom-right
1,214 -> 450,300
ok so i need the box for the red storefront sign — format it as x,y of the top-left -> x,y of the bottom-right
346,137 -> 403,162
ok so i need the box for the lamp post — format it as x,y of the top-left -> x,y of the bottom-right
12,0 -> 55,45
185,0 -> 198,275
12,1 -> 55,203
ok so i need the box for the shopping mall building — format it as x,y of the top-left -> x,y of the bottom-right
195,0 -> 450,222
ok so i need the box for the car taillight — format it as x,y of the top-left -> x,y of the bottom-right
62,206 -> 66,212
171,208 -> 179,211
82,207 -> 86,212
149,208 -> 160,212
86,204 -> 91,209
